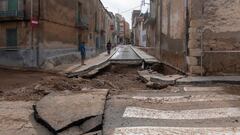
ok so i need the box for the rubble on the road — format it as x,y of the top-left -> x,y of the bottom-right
34,90 -> 108,134
138,70 -> 156,83
0,101 -> 52,135
146,82 -> 168,89
138,70 -> 184,89
150,74 -> 185,85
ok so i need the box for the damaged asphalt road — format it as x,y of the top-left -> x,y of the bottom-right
33,90 -> 108,135
1,46 -> 240,135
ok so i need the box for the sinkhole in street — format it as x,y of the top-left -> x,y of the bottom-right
91,64 -> 151,91
86,62 -> 184,91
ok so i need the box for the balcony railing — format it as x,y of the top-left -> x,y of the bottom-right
76,16 -> 89,30
0,10 -> 24,20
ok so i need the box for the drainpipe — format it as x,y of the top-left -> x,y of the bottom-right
184,0 -> 189,72
30,0 -> 35,67
31,0 -> 40,67
36,0 -> 40,67
200,0 -> 204,76
31,0 -> 33,49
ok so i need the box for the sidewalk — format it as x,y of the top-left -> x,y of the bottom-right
54,48 -> 117,76
130,46 -> 159,64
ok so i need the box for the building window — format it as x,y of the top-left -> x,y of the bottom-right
95,12 -> 98,31
6,28 -> 17,48
0,0 -> 8,11
76,2 -> 82,23
8,0 -> 18,11
89,33 -> 92,40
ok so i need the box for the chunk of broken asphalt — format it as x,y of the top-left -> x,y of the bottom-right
33,90 -> 108,134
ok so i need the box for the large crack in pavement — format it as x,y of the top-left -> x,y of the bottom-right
33,90 -> 108,135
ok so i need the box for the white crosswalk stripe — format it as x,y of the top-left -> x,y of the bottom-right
123,107 -> 240,120
104,87 -> 240,135
132,94 -> 240,103
114,127 -> 240,135
183,87 -> 226,92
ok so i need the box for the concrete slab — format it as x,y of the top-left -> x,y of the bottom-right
177,76 -> 240,84
34,90 -> 108,133
138,70 -> 162,83
0,101 -> 51,135
79,115 -> 103,133
110,46 -> 141,61
59,115 -> 102,135
65,48 -> 117,77
130,46 -> 159,64
150,74 -> 185,85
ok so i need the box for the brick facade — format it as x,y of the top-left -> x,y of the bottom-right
144,0 -> 240,75
0,0 -> 115,68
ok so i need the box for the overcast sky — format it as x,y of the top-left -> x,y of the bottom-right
101,0 -> 150,28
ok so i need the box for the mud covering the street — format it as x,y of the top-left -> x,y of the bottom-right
0,76 -> 113,101
95,65 -> 152,91
0,65 -> 151,101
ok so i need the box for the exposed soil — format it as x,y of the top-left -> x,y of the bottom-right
0,65 -> 150,101
0,69 -> 55,91
95,65 -> 151,91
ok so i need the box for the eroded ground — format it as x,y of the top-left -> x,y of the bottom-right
2,66 -> 240,135
0,65 -> 150,101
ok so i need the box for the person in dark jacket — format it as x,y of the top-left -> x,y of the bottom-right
79,41 -> 86,65
106,40 -> 112,55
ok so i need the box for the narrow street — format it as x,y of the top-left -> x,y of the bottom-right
1,0 -> 240,135
1,46 -> 240,135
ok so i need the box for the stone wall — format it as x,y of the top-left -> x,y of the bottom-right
189,0 -> 240,75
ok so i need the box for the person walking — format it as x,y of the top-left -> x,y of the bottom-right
107,40 -> 112,55
79,41 -> 86,65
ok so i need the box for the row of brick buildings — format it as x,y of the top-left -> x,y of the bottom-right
132,0 -> 240,76
0,0 -> 130,68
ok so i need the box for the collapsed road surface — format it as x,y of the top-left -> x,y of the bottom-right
65,45 -> 240,135
1,45 -> 240,135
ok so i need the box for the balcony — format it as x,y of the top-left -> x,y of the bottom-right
76,16 -> 89,30
0,10 -> 24,22
0,0 -> 25,22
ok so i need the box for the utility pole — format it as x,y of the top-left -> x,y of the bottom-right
31,0 -> 40,67
31,0 -> 35,67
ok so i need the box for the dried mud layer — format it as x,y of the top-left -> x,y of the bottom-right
0,65 -> 150,101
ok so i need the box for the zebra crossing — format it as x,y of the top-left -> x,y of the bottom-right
103,86 -> 240,135
114,127 -> 240,135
